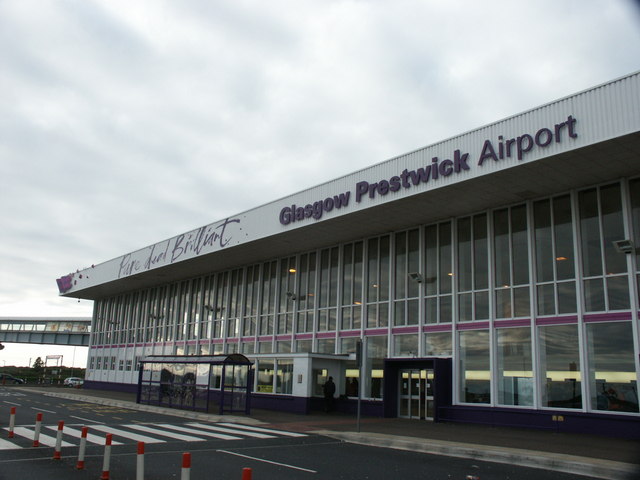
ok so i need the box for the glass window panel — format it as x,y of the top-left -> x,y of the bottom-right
584,278 -> 605,312
495,288 -> 511,319
511,205 -> 529,285
606,276 -> 630,310
600,184 -> 627,275
586,322 -> 638,413
395,232 -> 407,299
408,229 -> 420,298
393,334 -> 418,357
494,209 -> 510,288
474,291 -> 489,320
425,225 -> 438,296
440,296 -> 452,323
459,330 -> 490,404
295,339 -> 312,352
534,200 -> 554,283
439,223 -> 452,294
425,297 -> 437,324
579,188 -> 603,277
458,293 -> 472,322
557,281 -> 577,314
256,359 -> 274,393
276,360 -> 293,394
317,338 -> 335,354
497,327 -> 533,406
424,331 -> 452,356
458,217 -> 472,291
474,214 -> 488,290
365,336 -> 386,399
513,287 -> 530,317
553,196 -> 575,280
407,299 -> 419,325
630,178 -> 640,271
539,324 -> 581,409
394,301 -> 404,326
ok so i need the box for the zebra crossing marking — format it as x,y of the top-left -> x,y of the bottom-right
89,424 -> 165,444
0,422 -> 307,450
125,424 -> 206,442
218,422 -> 308,437
157,423 -> 242,440
10,427 -> 75,448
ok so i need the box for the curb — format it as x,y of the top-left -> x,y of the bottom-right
314,430 -> 639,480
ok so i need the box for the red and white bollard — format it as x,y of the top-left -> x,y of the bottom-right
181,452 -> 191,480
76,426 -> 88,469
241,467 -> 253,480
8,407 -> 16,438
52,420 -> 64,459
136,442 -> 145,480
32,412 -> 43,447
100,433 -> 113,480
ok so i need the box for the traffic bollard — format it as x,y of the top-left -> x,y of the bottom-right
52,420 -> 64,459
137,441 -> 145,480
181,452 -> 191,480
241,467 -> 253,480
8,407 -> 16,438
100,433 -> 113,480
76,426 -> 88,469
33,412 -> 43,447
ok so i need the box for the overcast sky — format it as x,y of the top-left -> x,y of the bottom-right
1,0 -> 639,367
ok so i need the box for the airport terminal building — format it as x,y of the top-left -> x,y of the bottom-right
58,71 -> 640,436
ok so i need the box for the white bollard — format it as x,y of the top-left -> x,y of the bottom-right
8,407 -> 16,438
76,426 -> 88,469
32,412 -> 43,447
181,452 -> 191,480
52,420 -> 64,459
100,433 -> 113,480
137,441 -> 145,480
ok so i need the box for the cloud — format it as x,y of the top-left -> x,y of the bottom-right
1,0 -> 640,331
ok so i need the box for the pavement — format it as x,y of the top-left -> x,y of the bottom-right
13,385 -> 640,479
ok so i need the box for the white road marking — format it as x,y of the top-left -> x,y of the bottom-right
158,423 -> 242,440
218,449 -> 317,473
46,425 -> 123,445
125,424 -> 205,442
89,424 -> 165,444
218,422 -> 308,437
10,427 -> 74,447
186,423 -> 274,439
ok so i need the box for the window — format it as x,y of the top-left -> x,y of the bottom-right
586,321 -> 638,413
366,236 -> 390,328
496,327 -> 533,406
458,330 -> 490,403
457,215 -> 489,322
494,206 -> 530,318
394,230 -> 420,326
341,242 -> 364,330
424,222 -> 453,324
579,184 -> 629,312
539,324 -> 581,409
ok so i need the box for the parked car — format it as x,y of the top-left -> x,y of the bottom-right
63,377 -> 84,387
0,373 -> 25,384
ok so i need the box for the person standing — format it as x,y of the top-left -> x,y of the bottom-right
323,376 -> 336,412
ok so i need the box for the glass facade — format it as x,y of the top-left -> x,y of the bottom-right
89,178 -> 640,414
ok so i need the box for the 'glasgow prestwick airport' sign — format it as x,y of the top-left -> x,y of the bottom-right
279,115 -> 578,225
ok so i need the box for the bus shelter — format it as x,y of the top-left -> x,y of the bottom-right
137,354 -> 253,415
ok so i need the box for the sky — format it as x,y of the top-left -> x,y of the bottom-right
1,0 -> 640,368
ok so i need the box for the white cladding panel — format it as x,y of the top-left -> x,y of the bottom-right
59,72 -> 640,295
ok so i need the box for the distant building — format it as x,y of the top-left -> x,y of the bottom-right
59,71 -> 640,437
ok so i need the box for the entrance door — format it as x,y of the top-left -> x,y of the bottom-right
398,369 -> 434,420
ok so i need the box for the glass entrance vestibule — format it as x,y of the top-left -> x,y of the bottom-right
399,368 -> 435,420
383,358 -> 452,421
